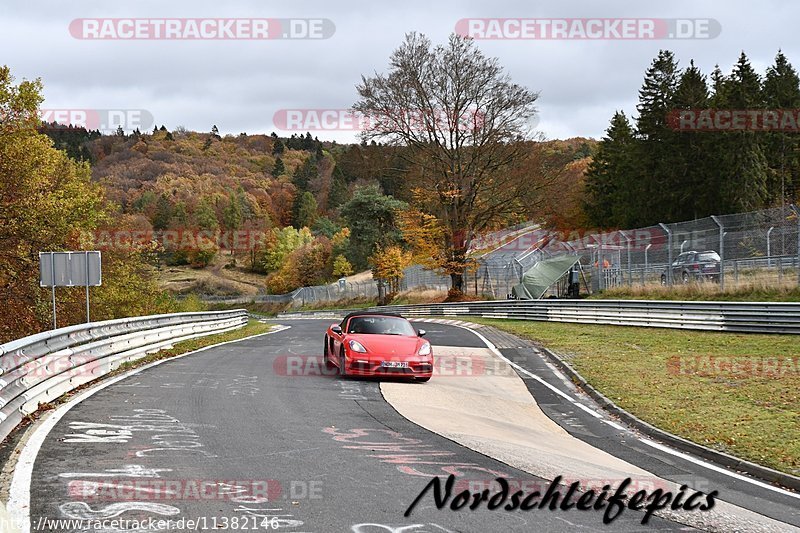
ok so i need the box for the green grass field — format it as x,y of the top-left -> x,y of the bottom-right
463,318 -> 800,476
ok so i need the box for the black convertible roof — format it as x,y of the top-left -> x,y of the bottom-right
341,311 -> 405,323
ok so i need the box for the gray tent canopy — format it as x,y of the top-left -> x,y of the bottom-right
511,255 -> 580,300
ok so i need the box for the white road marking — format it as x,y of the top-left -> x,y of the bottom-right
639,438 -> 800,500
436,319 -> 800,502
603,420 -> 627,431
573,402 -> 603,418
8,325 -> 291,533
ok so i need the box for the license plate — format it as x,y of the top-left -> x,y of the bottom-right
381,361 -> 409,368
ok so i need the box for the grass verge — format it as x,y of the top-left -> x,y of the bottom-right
591,277 -> 800,302
115,319 -> 274,372
462,317 -> 799,476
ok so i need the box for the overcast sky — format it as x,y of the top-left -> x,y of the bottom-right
2,0 -> 797,143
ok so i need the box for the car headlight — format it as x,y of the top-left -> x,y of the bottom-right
348,340 -> 367,353
418,342 -> 431,356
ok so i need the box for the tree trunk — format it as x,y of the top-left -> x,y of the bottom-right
450,272 -> 464,293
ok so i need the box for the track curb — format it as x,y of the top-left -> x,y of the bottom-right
534,343 -> 800,493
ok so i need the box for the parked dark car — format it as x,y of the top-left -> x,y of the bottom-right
661,250 -> 721,284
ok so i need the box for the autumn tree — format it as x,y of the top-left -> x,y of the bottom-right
353,33 -> 539,293
261,226 -> 313,273
370,245 -> 412,296
295,237 -> 332,286
332,254 -> 354,277
0,66 -> 174,340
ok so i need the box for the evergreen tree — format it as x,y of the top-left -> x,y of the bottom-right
211,125 -> 220,139
671,60 -> 713,219
222,192 -> 243,230
294,191 -> 319,228
173,201 -> 188,225
340,185 -> 407,270
272,157 -> 285,176
709,65 -> 727,106
152,194 -> 173,230
763,50 -> 800,205
717,52 -> 769,213
583,111 -> 636,228
292,155 -> 317,192
327,169 -> 349,210
634,49 -> 680,224
194,198 -> 218,230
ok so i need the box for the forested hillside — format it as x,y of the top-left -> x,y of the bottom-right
41,123 -> 594,296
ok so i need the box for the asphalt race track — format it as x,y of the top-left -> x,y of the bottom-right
14,319 -> 800,532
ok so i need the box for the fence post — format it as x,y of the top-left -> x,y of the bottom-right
711,216 -> 725,290
791,204 -> 800,286
620,231 -> 632,287
767,226 -> 774,268
658,223 -> 672,286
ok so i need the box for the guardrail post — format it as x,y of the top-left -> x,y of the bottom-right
711,216 -> 725,290
658,223 -> 672,286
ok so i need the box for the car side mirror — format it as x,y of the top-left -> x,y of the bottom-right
417,329 -> 426,337
331,325 -> 343,335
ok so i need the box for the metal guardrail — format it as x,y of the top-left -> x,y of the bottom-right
0,309 -> 248,443
279,300 -> 800,335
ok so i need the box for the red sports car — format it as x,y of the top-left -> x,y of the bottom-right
323,312 -> 433,382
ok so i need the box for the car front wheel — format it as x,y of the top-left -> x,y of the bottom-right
323,337 -> 334,368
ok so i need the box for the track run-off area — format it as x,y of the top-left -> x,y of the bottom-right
4,318 -> 798,533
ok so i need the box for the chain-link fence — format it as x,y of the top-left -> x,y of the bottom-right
198,267 -> 451,308
201,206 -> 800,305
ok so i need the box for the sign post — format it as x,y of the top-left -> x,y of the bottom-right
40,251 -> 102,328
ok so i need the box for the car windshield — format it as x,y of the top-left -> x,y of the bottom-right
698,252 -> 721,262
347,316 -> 416,336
